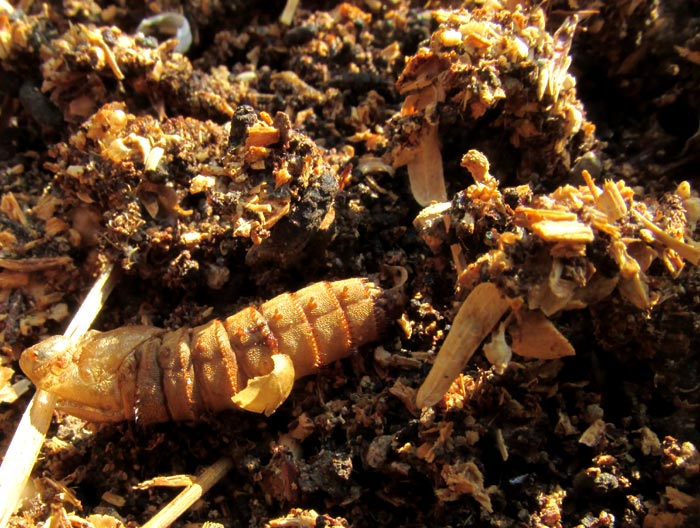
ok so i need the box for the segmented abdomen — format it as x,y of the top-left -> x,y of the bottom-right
22,278 -> 401,424
138,278 -> 386,423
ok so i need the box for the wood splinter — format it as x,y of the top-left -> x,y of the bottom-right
416,282 -> 510,408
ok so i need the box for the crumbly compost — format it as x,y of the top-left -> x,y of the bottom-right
1,1 -> 699,527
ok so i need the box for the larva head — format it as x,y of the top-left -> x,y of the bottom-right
20,334 -> 128,422
20,335 -> 78,392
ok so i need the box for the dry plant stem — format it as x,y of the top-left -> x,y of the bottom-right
0,390 -> 58,528
64,262 -> 119,339
279,0 -> 300,25
0,262 -> 118,527
416,282 -> 510,408
142,457 -> 234,528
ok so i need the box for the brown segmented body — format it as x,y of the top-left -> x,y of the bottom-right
20,278 -> 403,424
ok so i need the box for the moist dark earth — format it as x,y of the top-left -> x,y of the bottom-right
1,1 -> 699,527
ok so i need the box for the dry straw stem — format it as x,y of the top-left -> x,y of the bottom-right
0,262 -> 118,527
632,209 -> 700,265
141,456 -> 234,528
416,282 -> 510,408
279,0 -> 300,25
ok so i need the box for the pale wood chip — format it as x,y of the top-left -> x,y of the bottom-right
407,124 -> 447,206
579,418 -> 606,448
86,29 -> 124,80
135,475 -> 195,490
45,217 -> 69,236
516,207 -> 578,223
508,309 -> 575,359
0,193 -> 28,226
595,179 -> 627,220
245,123 -> 280,148
416,282 -> 510,408
101,491 -> 126,507
530,219 -> 594,243
640,426 -> 662,456
633,209 -> 700,265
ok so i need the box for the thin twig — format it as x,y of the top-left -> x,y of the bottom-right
141,457 -> 234,528
0,262 -> 118,527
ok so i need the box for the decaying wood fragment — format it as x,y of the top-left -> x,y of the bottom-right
508,309 -> 575,360
416,282 -> 510,408
436,460 -> 493,512
415,145 -> 700,407
413,201 -> 452,252
386,6 -> 595,203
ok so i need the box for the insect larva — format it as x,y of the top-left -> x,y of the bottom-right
20,278 -> 403,424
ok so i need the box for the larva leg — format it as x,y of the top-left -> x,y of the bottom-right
231,354 -> 295,415
222,307 -> 277,379
227,278 -> 387,414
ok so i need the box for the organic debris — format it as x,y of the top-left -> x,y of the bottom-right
1,1 -> 699,527
417,148 -> 700,404
386,5 -> 596,204
45,102 -> 341,287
